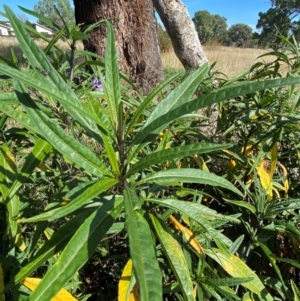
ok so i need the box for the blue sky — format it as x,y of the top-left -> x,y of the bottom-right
0,0 -> 271,31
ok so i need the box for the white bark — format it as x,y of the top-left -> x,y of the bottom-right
153,0 -> 208,68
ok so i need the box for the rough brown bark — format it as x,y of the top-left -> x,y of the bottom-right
73,0 -> 164,94
153,0 -> 208,68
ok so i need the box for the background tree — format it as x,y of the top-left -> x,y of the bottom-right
212,14 -> 228,44
193,10 -> 228,45
17,13 -> 29,23
193,10 -> 214,44
34,0 -> 75,27
73,0 -> 164,94
227,23 -> 253,47
257,0 -> 300,47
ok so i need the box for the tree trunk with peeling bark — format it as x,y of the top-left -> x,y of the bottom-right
153,0 -> 208,68
73,0 -> 164,94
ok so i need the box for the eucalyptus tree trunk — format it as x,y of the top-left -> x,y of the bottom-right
73,0 -> 164,94
153,0 -> 208,68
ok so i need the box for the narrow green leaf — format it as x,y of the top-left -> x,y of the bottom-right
276,257 -> 300,269
18,6 -> 60,31
0,102 -> 37,133
223,199 -> 256,215
148,198 -> 239,223
126,70 -> 184,136
19,178 -> 118,222
228,235 -> 245,254
150,214 -> 195,301
206,248 -> 274,301
0,144 -> 17,201
102,134 -> 120,175
14,80 -> 112,178
9,139 -> 52,199
7,195 -> 19,243
127,143 -> 231,176
291,280 -> 300,301
205,277 -> 253,287
144,64 -> 209,128
29,198 -> 123,301
256,241 -> 287,292
140,168 -> 243,197
134,77 -> 300,144
104,21 -> 121,127
148,198 -> 237,247
124,188 -> 162,301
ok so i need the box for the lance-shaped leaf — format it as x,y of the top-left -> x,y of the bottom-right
0,144 -> 17,201
139,168 -> 243,197
127,143 -> 232,177
124,188 -> 162,301
148,198 -> 239,223
103,21 -> 121,127
256,241 -> 287,293
169,215 -> 204,255
291,280 -> 300,301
144,64 -> 209,129
205,248 -> 274,301
19,178 -> 118,222
0,102 -> 36,133
14,80 -> 112,178
126,70 -> 184,137
148,198 -> 236,247
0,145 -> 21,248
134,77 -> 300,144
151,214 -> 195,301
9,138 -> 52,199
28,198 -> 123,301
7,208 -> 96,289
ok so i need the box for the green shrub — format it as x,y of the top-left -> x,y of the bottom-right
0,5 -> 300,301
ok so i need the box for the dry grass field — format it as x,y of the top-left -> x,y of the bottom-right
0,36 -> 276,78
161,46 -> 276,78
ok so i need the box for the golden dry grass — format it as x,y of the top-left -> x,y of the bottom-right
161,46 -> 277,78
0,36 -> 277,79
0,36 -> 83,59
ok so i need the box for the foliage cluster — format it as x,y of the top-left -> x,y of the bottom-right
33,0 -> 75,28
192,10 -> 253,48
0,5 -> 300,301
194,1 -> 300,49
257,0 -> 300,48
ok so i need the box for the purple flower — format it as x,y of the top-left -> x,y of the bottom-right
92,78 -> 104,91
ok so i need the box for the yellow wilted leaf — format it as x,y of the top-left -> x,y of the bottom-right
0,264 -> 5,301
256,160 -> 272,199
206,249 -> 273,301
118,259 -> 139,301
193,284 -> 197,299
228,159 -> 236,169
22,278 -> 78,301
169,215 -> 204,254
15,224 -> 26,251
270,143 -> 278,178
241,144 -> 253,157
194,155 -> 209,171
278,163 -> 289,196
